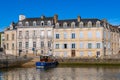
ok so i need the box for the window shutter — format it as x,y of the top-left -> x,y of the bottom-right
54,34 -> 56,39
86,43 -> 88,49
62,44 -> 64,49
75,43 -> 76,48
100,42 -> 102,49
92,43 -> 94,48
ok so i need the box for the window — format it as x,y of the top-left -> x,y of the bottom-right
64,32 -> 67,39
40,31 -> 44,38
33,30 -> 35,36
56,34 -> 59,39
64,52 -> 67,57
26,31 -> 29,36
63,22 -> 67,28
19,31 -> 22,36
80,32 -> 83,38
88,51 -> 92,56
7,34 -> 9,40
56,44 -> 59,49
48,41 -> 51,47
56,23 -> 59,28
80,52 -> 84,56
7,43 -> 9,50
96,21 -> 100,27
55,52 -> 60,56
33,42 -> 36,48
96,43 -> 100,49
41,21 -> 44,26
108,42 -> 110,49
47,21 -> 51,26
71,22 -> 75,28
25,21 -> 29,26
47,30 -> 51,38
19,22 -> 22,26
64,44 -> 67,49
33,21 -> 36,26
72,43 -> 75,48
72,33 -> 75,39
88,21 -> 92,28
88,43 -> 92,49
41,41 -> 44,48
12,34 -> 14,40
80,42 -> 84,48
96,31 -> 100,38
12,43 -> 14,50
88,31 -> 92,38
25,42 -> 29,49
19,42 -> 22,49
79,22 -> 83,28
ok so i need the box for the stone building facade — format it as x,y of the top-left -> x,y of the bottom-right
2,14 -> 120,58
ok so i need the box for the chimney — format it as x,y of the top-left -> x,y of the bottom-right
41,15 -> 45,19
10,22 -> 15,30
54,14 -> 58,24
102,19 -> 107,23
77,15 -> 81,22
19,15 -> 26,21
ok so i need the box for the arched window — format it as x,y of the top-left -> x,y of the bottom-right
41,21 -> 44,26
63,22 -> 67,28
71,22 -> 75,28
19,22 -> 23,26
47,21 -> 51,26
88,21 -> 92,28
79,22 -> 83,28
25,21 -> 29,26
33,21 -> 36,26
96,21 -> 100,27
56,23 -> 59,28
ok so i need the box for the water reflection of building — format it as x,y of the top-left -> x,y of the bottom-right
3,68 -> 41,80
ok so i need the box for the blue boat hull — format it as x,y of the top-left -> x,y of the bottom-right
36,61 -> 58,69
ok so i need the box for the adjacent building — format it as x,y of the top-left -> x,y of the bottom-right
2,14 -> 120,58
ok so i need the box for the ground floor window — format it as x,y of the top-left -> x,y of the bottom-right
80,52 -> 84,56
88,51 -> 92,56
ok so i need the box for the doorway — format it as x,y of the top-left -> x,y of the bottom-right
71,50 -> 75,57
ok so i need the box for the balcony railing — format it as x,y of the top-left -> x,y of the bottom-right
18,36 -> 23,39
32,36 -> 37,39
40,36 -> 45,39
25,36 -> 29,39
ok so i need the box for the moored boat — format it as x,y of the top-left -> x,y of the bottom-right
36,55 -> 58,69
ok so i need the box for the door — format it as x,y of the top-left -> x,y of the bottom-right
71,50 -> 75,57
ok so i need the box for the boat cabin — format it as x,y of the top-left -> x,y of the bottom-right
40,55 -> 55,62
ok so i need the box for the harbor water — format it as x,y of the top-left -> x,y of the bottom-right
0,66 -> 120,80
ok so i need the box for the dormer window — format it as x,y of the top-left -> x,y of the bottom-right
56,23 -> 59,28
63,22 -> 67,28
41,21 -> 44,26
33,21 -> 36,26
19,22 -> 23,26
25,21 -> 29,26
96,21 -> 100,27
47,21 -> 51,26
88,21 -> 92,28
79,22 -> 83,28
71,22 -> 75,28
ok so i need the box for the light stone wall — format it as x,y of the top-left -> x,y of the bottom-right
53,27 -> 104,58
4,30 -> 17,55
17,26 -> 53,56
